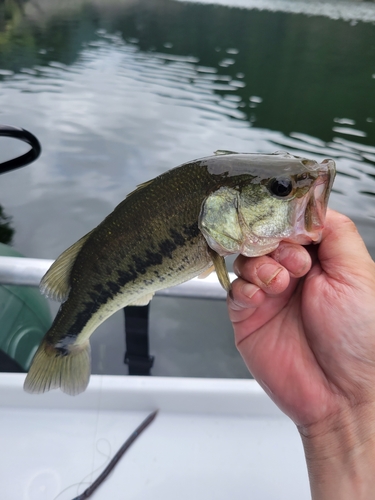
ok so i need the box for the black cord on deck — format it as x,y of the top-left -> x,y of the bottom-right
72,409 -> 158,500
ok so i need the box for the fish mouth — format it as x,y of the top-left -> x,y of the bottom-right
287,159 -> 336,245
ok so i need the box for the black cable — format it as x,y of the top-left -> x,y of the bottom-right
72,409 -> 158,500
0,125 -> 41,175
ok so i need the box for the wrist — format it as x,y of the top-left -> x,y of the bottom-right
298,404 -> 375,500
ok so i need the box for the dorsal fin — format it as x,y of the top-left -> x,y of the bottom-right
214,150 -> 239,156
40,231 -> 93,302
125,178 -> 155,198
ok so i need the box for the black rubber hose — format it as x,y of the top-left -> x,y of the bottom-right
0,125 -> 41,175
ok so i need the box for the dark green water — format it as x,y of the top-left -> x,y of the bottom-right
0,0 -> 374,377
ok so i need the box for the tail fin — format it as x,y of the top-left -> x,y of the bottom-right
24,340 -> 91,396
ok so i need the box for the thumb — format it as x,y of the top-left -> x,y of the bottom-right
317,209 -> 374,283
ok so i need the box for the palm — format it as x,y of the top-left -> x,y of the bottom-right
231,214 -> 375,427
236,271 -> 341,426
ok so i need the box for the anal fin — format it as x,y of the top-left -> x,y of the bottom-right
128,292 -> 154,306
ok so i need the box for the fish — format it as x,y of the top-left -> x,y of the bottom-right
24,151 -> 336,396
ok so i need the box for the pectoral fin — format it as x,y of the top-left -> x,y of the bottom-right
208,249 -> 231,292
198,265 -> 215,279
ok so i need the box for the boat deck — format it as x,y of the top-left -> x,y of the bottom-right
0,373 -> 309,499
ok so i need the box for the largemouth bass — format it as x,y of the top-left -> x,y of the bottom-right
24,151 -> 335,395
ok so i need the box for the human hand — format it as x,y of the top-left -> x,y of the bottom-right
227,210 -> 375,498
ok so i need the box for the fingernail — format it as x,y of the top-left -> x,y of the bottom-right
242,283 -> 260,299
257,264 -> 283,286
276,246 -> 293,262
278,246 -> 309,274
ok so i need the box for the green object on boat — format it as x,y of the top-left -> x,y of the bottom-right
0,243 -> 51,371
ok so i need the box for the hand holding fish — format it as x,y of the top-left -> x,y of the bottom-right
228,210 -> 375,499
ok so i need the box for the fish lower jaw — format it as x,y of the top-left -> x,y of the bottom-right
210,233 -> 322,257
239,241 -> 281,257
206,237 -> 282,258
284,232 -> 322,245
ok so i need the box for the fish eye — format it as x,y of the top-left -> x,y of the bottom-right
268,177 -> 293,197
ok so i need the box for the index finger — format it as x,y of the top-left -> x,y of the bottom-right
314,210 -> 374,282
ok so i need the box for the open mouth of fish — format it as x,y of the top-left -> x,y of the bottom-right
287,158 -> 336,245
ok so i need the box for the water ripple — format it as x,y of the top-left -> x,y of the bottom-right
0,32 -> 374,257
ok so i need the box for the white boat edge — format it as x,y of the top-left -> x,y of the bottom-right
0,372 -> 285,418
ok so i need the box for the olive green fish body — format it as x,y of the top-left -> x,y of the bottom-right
47,162 -> 218,349
24,152 -> 336,395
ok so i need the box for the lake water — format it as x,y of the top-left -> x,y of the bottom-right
0,0 -> 374,378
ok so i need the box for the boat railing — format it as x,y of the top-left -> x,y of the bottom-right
0,256 -> 232,300
0,128 -> 234,375
0,255 -> 233,375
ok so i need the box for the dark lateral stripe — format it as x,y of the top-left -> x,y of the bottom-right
67,300 -> 102,338
158,239 -> 176,259
183,222 -> 200,239
117,267 -> 138,287
170,228 -> 185,246
107,281 -> 121,294
66,224 -> 199,338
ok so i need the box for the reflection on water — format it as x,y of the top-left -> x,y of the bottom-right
0,0 -> 374,376
0,0 -> 373,255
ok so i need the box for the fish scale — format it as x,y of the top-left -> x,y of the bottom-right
49,166 -> 215,344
